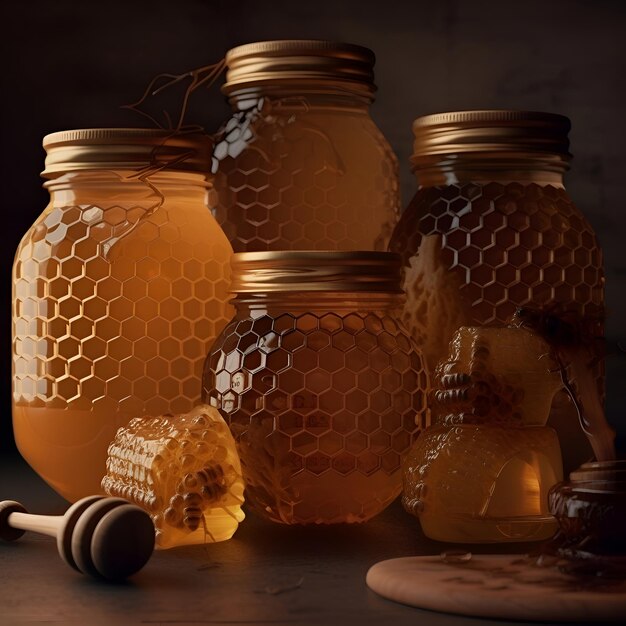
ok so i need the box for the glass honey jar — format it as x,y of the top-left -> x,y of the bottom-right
210,40 -> 400,252
389,111 -> 604,470
202,251 -> 429,524
12,129 -> 233,502
403,325 -> 564,543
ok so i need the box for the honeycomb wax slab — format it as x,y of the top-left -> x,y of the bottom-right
103,404 -> 245,549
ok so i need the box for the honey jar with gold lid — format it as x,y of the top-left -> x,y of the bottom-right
389,110 -> 604,470
12,128 -> 233,502
210,40 -> 400,252
203,250 -> 428,524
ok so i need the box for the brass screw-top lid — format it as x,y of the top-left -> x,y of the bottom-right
42,128 -> 214,178
222,40 -> 376,98
230,251 -> 403,294
411,110 -> 572,164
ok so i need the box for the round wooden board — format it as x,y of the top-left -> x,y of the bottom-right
366,554 -> 626,622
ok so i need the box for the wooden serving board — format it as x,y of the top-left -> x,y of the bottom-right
366,554 -> 626,622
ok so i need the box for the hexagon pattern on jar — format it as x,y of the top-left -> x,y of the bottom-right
203,310 -> 428,525
209,98 -> 400,252
13,202 -> 232,418
389,182 -> 604,372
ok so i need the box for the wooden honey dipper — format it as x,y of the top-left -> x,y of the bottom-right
0,495 -> 155,581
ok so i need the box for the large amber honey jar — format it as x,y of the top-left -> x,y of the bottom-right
12,129 -> 233,501
202,251 -> 428,524
211,40 -> 400,252
389,111 -> 604,468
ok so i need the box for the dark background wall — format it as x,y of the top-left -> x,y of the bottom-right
2,0 -> 625,457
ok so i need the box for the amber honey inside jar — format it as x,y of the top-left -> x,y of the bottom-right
210,40 -> 400,252
202,251 -> 429,524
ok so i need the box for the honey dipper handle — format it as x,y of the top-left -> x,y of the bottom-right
8,512 -> 60,538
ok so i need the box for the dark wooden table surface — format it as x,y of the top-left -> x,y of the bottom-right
0,455 -> 609,626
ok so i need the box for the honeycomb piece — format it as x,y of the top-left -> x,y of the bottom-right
102,404 -> 245,549
433,326 -> 562,427
210,97 -> 400,252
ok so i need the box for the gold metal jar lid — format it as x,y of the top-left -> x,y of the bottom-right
569,460 -> 626,491
230,251 -> 403,294
222,40 -> 376,99
42,128 -> 213,178
411,110 -> 571,165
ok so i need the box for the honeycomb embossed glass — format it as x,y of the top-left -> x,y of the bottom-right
12,129 -> 233,502
202,251 -> 429,524
403,326 -> 563,543
210,40 -> 400,252
389,111 -> 604,469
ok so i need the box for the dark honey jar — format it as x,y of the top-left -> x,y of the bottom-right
389,110 -> 604,471
202,251 -> 429,524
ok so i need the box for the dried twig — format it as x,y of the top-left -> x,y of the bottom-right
122,59 -> 226,131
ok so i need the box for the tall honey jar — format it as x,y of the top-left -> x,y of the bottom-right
389,111 -> 604,469
202,251 -> 428,524
211,40 -> 400,252
12,129 -> 233,502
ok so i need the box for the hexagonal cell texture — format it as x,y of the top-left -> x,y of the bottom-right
389,183 -> 604,373
209,97 -> 400,252
13,197 -> 233,501
203,309 -> 429,525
